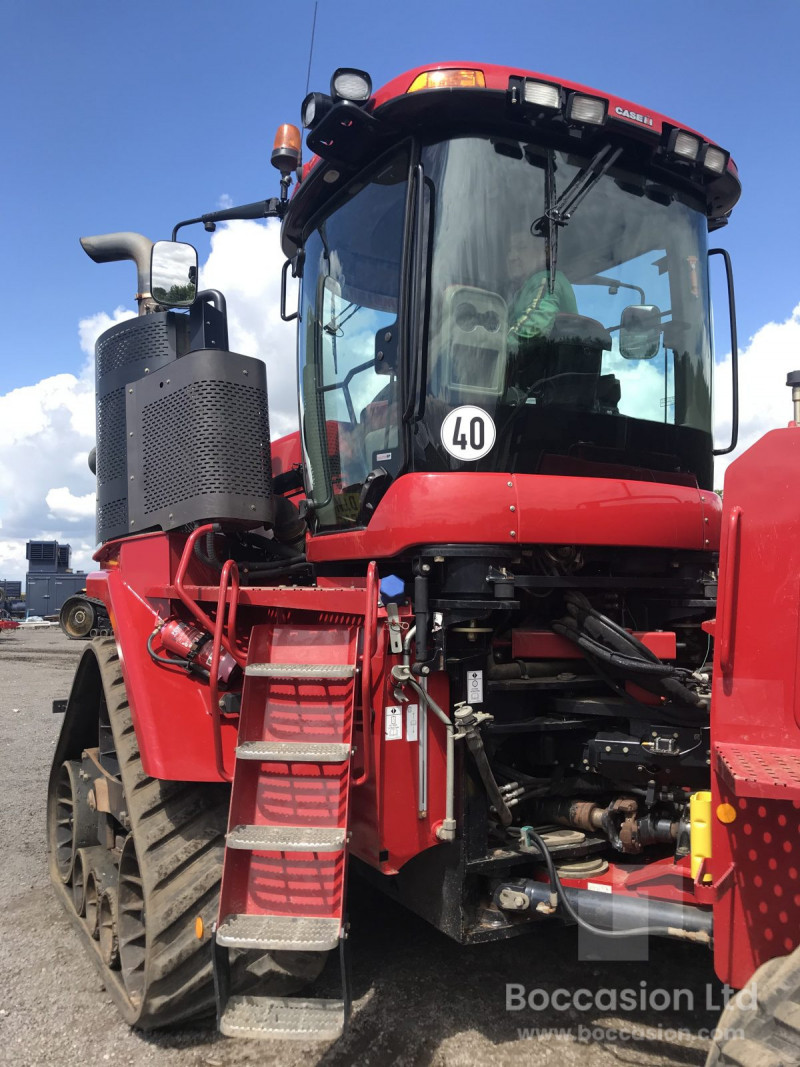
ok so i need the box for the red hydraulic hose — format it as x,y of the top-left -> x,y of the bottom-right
353,561 -> 378,787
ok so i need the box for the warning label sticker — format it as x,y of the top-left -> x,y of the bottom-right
466,670 -> 484,704
385,705 -> 403,741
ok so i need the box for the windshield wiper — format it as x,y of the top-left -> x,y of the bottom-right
533,144 -> 623,294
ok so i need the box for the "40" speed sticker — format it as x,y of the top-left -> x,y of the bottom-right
440,405 -> 496,461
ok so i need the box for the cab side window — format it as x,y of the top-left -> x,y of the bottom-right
299,151 -> 409,527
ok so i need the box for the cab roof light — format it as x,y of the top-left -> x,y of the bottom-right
668,129 -> 701,162
701,143 -> 729,175
567,93 -> 607,125
522,79 -> 561,111
301,91 -> 333,130
407,68 -> 486,93
331,68 -> 372,103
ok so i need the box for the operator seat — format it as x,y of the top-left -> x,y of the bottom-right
527,312 -> 616,412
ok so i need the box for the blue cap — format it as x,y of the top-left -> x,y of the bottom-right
380,575 -> 405,603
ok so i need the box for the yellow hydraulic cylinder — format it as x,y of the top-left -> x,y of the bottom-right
690,790 -> 713,883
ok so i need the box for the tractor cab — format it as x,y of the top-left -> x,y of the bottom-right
286,66 -> 739,532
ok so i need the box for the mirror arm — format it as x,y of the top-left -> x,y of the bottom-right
710,247 -> 739,456
172,197 -> 286,240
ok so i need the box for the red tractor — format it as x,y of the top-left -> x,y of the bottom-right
48,63 -> 800,1063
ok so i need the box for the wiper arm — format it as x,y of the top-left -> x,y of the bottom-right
533,144 -> 623,294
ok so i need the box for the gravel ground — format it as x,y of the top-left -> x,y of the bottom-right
1,628 -> 727,1067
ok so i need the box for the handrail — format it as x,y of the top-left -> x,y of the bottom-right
173,524 -> 245,666
353,561 -> 378,787
207,558 -> 238,783
719,506 -> 742,672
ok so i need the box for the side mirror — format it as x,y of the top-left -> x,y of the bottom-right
151,240 -> 198,308
619,304 -> 661,360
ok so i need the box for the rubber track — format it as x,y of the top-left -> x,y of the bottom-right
91,637 -> 325,1030
706,948 -> 800,1067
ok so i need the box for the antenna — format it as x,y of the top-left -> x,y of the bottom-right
304,1 -> 318,97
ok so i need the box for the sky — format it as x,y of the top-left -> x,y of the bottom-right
1,0 -> 799,582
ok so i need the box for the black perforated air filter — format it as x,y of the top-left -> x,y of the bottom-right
95,313 -> 188,543
126,349 -> 273,532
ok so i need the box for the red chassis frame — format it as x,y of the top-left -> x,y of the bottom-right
83,466 -> 795,982
706,425 -> 800,987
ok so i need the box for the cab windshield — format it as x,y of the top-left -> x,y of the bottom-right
416,136 -> 714,487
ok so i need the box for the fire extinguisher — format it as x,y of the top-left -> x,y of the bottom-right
155,617 -> 239,687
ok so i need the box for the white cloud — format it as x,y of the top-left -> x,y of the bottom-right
0,538 -> 26,577
199,218 -> 298,437
78,307 -> 137,364
713,302 -> 800,488
0,219 -> 296,582
45,487 -> 96,522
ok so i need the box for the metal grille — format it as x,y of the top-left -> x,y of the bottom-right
140,379 -> 271,514
97,497 -> 127,533
96,316 -> 174,378
94,313 -> 184,543
96,387 -> 126,485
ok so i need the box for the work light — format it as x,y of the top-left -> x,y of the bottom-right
668,129 -> 701,162
331,68 -> 372,103
567,94 -> 607,125
701,144 -> 728,175
301,91 -> 332,130
522,80 -> 561,110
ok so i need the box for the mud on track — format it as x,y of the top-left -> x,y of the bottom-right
1,627 -> 725,1067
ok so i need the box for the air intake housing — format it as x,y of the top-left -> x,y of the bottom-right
94,314 -> 273,543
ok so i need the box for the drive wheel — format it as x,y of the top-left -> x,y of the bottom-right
99,884 -> 121,970
49,759 -> 94,884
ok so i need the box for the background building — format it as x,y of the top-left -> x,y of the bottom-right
25,541 -> 87,618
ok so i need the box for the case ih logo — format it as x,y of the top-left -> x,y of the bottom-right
615,106 -> 654,127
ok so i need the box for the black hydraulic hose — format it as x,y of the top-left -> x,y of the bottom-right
552,622 -> 675,677
262,538 -> 306,560
582,613 -> 661,665
660,675 -> 709,710
240,556 -> 307,574
584,650 -> 706,724
464,730 -> 513,826
206,529 -> 222,567
146,630 -> 190,669
239,562 -> 311,585
522,827 -> 698,940
566,593 -> 661,665
194,529 -> 224,570
559,612 -> 708,709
